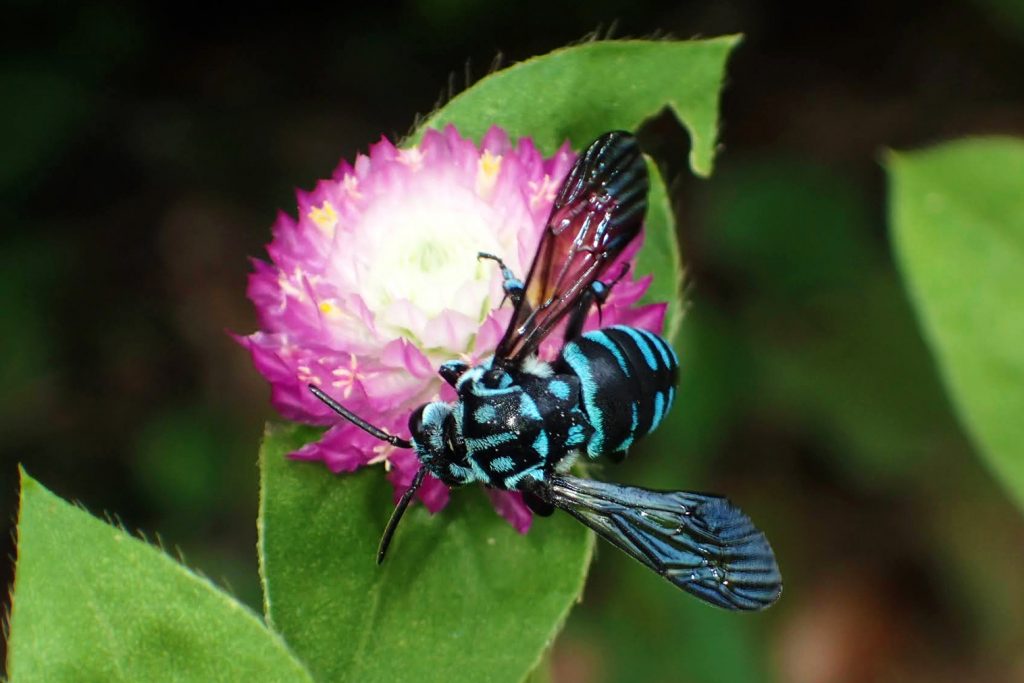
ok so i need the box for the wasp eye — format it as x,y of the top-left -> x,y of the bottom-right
408,405 -> 427,437
409,402 -> 452,455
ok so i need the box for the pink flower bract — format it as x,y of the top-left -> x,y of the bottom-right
239,125 -> 667,532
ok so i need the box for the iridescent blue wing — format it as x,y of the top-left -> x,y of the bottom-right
548,475 -> 782,611
494,131 -> 648,363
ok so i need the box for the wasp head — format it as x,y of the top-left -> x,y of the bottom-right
408,401 -> 470,486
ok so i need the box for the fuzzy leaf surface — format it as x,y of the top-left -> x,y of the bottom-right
259,424 -> 594,683
7,470 -> 312,683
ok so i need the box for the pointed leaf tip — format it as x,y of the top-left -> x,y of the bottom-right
8,473 -> 312,682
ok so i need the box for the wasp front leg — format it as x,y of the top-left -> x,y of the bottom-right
478,252 -> 526,309
563,263 -> 631,343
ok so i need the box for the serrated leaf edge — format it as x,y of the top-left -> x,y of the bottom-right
9,466 -> 314,682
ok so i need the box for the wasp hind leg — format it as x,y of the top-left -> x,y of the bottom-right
478,252 -> 525,308
519,477 -> 555,516
522,491 -> 555,517
563,263 -> 631,343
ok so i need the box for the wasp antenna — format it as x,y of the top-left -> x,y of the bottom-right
307,384 -> 413,449
377,467 -> 427,564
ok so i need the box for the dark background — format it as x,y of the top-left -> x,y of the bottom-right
3,1 -> 1024,680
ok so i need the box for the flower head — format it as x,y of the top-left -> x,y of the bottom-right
239,125 -> 666,531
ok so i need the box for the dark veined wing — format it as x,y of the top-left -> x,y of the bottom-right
548,475 -> 782,611
494,131 -> 648,363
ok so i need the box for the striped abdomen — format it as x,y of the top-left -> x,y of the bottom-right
555,325 -> 679,460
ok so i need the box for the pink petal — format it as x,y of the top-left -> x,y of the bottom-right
481,126 -> 512,155
290,423 -> 383,472
381,338 -> 434,378
420,310 -> 480,352
487,490 -> 534,533
609,302 -> 668,336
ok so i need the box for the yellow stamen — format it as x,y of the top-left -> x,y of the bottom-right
318,299 -> 339,316
308,201 -> 338,234
476,150 -> 502,197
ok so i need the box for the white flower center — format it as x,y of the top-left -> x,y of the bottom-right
357,183 -> 504,320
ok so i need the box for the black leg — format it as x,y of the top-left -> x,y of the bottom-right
522,491 -> 555,517
519,478 -> 555,516
561,293 -> 594,345
478,252 -> 525,308
562,263 -> 631,343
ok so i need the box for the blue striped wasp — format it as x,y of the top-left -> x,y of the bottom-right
309,131 -> 782,610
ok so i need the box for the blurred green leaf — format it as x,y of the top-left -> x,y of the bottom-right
889,137 -> 1024,510
694,157 -> 967,483
135,407 -> 225,515
7,470 -> 312,683
696,158 -> 876,297
132,405 -> 257,528
0,236 -> 65,422
259,423 -> 594,683
571,549 -> 770,683
752,269 -> 967,481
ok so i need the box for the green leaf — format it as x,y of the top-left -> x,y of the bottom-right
888,137 -> 1024,509
415,38 -> 735,340
7,469 -> 312,683
259,424 -> 593,683
415,37 -> 739,177
694,157 -> 968,484
637,159 -> 685,341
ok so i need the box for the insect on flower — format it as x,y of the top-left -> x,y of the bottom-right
309,131 -> 783,610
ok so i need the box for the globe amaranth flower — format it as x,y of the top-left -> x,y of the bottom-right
238,125 -> 667,532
